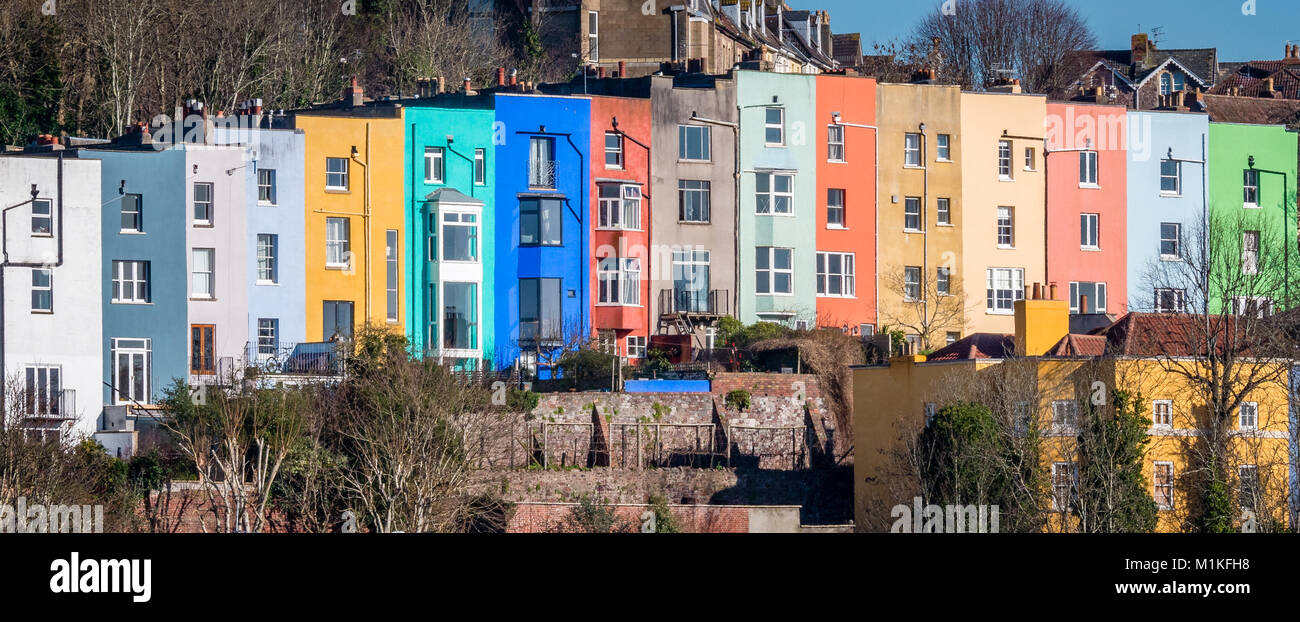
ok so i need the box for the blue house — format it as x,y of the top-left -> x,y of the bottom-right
80,142 -> 189,408
1125,110 -> 1210,313
493,93 -> 591,373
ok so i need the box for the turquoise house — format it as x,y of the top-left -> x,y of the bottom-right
404,94 -> 498,368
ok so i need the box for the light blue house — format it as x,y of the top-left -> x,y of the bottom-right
736,70 -> 818,326
215,119 -> 309,362
1125,110 -> 1210,313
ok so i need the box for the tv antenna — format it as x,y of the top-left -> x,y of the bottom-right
1150,26 -> 1165,47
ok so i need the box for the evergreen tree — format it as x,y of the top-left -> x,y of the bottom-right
1075,389 -> 1158,533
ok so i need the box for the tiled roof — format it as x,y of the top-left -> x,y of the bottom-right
1092,312 -> 1257,357
1045,334 -> 1107,357
1210,65 -> 1300,99
1068,47 -> 1218,87
925,334 -> 1015,361
1203,94 -> 1300,128
832,33 -> 861,67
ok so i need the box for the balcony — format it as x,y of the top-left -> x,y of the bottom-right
528,160 -> 557,189
21,388 -> 77,425
244,341 -> 345,378
659,288 -> 729,318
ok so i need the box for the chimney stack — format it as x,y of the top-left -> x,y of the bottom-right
618,61 -> 626,77
1131,33 -> 1151,68
1014,289 -> 1070,356
1264,77 -> 1276,96
344,77 -> 365,107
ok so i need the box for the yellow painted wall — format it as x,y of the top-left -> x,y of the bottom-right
853,354 -> 1292,533
294,109 -> 406,341
958,92 -> 1048,334
874,84 -> 965,344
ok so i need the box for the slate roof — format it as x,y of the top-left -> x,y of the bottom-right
1068,47 -> 1218,88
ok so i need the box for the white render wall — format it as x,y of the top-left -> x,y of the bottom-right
0,154 -> 104,439
183,145 -> 249,384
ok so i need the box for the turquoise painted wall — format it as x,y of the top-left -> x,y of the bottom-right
736,70 -> 818,325
404,97 -> 497,365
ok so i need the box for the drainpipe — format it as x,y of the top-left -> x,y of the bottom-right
830,113 -> 878,330
920,123 -> 929,333
350,124 -> 372,325
0,152 -> 67,423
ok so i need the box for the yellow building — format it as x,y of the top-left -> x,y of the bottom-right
291,83 -> 406,341
958,87 -> 1048,335
874,83 -> 965,350
852,292 -> 1292,532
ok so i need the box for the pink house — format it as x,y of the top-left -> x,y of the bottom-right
1045,102 -> 1128,316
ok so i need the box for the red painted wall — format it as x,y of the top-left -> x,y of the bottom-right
1045,102 -> 1128,314
590,95 -> 652,358
815,74 -> 877,332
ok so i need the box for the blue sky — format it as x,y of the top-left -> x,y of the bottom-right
816,0 -> 1300,62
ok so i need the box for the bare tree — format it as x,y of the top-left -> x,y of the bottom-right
1140,210 -> 1299,531
383,0 -> 512,96
878,265 -> 968,352
911,0 -> 1097,93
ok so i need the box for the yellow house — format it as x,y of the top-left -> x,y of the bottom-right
291,82 -> 406,341
958,88 -> 1047,335
852,289 -> 1292,532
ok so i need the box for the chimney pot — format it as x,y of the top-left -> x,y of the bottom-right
618,61 -> 627,77
1049,283 -> 1058,300
496,67 -> 506,87
463,77 -> 472,93
509,69 -> 519,87
1079,294 -> 1089,313
1032,282 -> 1043,300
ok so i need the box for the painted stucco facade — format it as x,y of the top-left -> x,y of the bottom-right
874,83 -> 963,347
814,73 -> 876,333
403,95 -> 497,368
737,70 -> 817,326
590,94 -> 651,360
493,93 -> 592,371
1125,110 -> 1209,312
1045,102 -> 1128,315
648,73 -> 738,345
959,91 -> 1048,335
0,154 -> 103,439
291,103 -> 407,342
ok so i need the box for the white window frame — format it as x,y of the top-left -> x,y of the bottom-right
625,335 -> 647,359
1154,288 -> 1185,313
597,256 -> 641,306
191,248 -> 215,299
986,267 -> 1025,314
903,266 -> 921,302
111,338 -> 151,405
903,197 -> 922,232
1243,169 -> 1259,207
678,125 -> 711,162
755,172 -> 794,215
1080,213 -> 1099,249
256,233 -> 278,284
1160,159 -> 1181,195
678,179 -> 710,223
193,182 -> 214,226
826,188 -> 846,228
23,364 -> 62,416
111,260 -> 150,304
1152,399 -> 1173,429
1153,461 -> 1174,510
936,134 -> 950,161
1078,150 -> 1099,187
1069,281 -> 1107,313
996,207 -> 1014,248
1051,461 -> 1078,512
815,251 -> 855,298
474,149 -> 486,185
326,217 -> 351,268
258,168 -> 276,204
441,210 -> 479,263
1160,222 -> 1182,260
598,183 -> 642,230
1024,147 -> 1036,171
604,131 -> 624,169
257,318 -> 279,356
1051,400 -> 1079,429
31,198 -> 52,236
827,124 -> 845,162
904,133 -> 921,167
764,107 -> 785,146
587,10 -> 599,61
326,157 -> 349,190
998,140 -> 1013,180
1232,295 -> 1272,318
425,146 -> 445,184
31,268 -> 52,313
1242,230 -> 1259,275
756,247 -> 794,296
121,193 -> 143,233
936,197 -> 951,225
936,267 -> 951,296
528,137 -> 556,188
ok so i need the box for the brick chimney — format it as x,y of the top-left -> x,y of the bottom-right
496,67 -> 506,87
819,11 -> 833,57
1131,33 -> 1151,69
343,77 -> 365,107
1263,77 -> 1277,97
1014,283 -> 1069,356
617,61 -> 626,77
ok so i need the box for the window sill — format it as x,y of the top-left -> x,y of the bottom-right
825,225 -> 848,230
756,292 -> 796,297
998,177 -> 1015,183
440,258 -> 480,264
425,180 -> 445,185
325,264 -> 351,270
986,309 -> 1015,315
31,233 -> 53,238
764,143 -> 786,148
756,212 -> 795,217
677,220 -> 712,225
827,159 -> 846,164
997,245 -> 1016,250
606,166 -> 624,171
596,303 -> 644,308
1081,246 -> 1101,252
936,158 -> 952,164
678,159 -> 713,164
189,297 -> 217,302
816,294 -> 856,299
193,223 -> 214,228
935,222 -> 954,227
903,164 -> 925,170
324,188 -> 350,194
255,281 -> 279,286
1078,183 -> 1100,190
1159,192 -> 1181,198
903,228 -> 924,234
1243,203 -> 1261,209
31,309 -> 53,315
1159,255 -> 1184,262
111,300 -> 152,305
258,201 -> 277,207
119,230 -> 146,235
595,227 -> 645,233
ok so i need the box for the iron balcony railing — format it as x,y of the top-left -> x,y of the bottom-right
659,288 -> 729,316
22,388 -> 76,421
245,341 -> 345,376
528,160 -> 557,189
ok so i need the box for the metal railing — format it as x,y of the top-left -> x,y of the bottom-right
528,160 -> 557,189
244,341 -> 345,376
658,288 -> 729,316
22,388 -> 76,421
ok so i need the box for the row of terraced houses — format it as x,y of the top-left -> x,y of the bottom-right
2,22 -> 1299,464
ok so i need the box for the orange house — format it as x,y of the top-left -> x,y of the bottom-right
815,73 -> 878,334
589,94 -> 652,360
1045,102 -> 1128,315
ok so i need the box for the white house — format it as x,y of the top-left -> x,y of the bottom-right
0,152 -> 104,440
